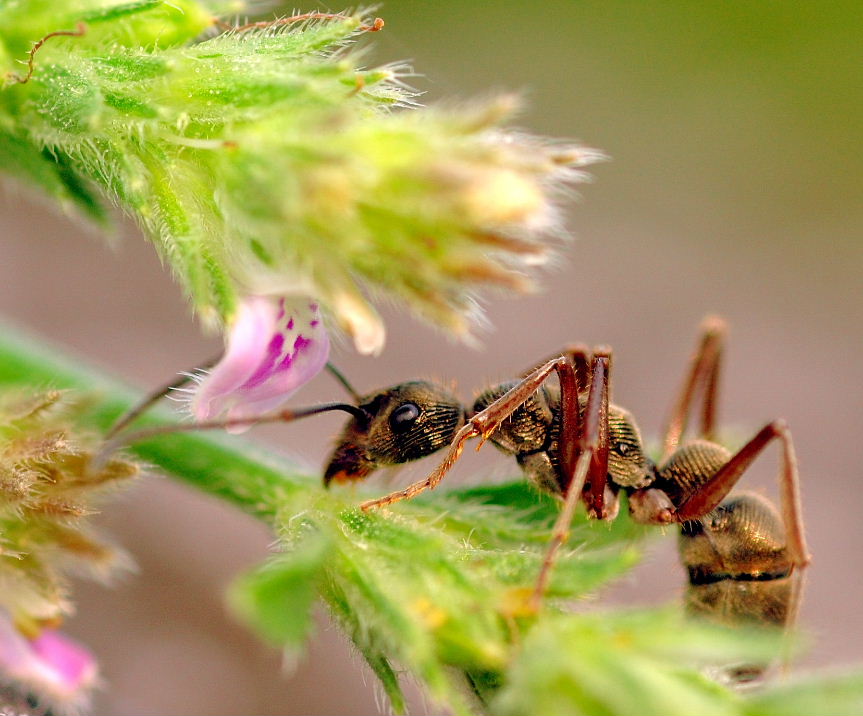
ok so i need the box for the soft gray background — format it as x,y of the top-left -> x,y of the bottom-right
1,1 -> 861,713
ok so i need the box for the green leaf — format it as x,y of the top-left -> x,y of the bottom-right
492,611 -> 757,716
0,1 -> 598,342
743,671 -> 863,716
228,532 -> 331,648
0,128 -> 106,223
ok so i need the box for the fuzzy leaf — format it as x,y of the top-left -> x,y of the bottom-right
228,532 -> 331,649
491,611 -> 771,716
743,672 -> 863,716
0,1 -> 600,347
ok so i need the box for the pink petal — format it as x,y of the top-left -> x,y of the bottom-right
190,296 -> 279,421
30,631 -> 96,691
0,611 -> 97,712
191,295 -> 330,431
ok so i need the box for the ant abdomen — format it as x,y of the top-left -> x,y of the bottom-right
679,493 -> 793,630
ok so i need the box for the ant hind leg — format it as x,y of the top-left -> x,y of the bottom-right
531,351 -> 611,609
661,315 -> 727,459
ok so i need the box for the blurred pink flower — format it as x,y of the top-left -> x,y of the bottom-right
191,295 -> 330,431
0,610 -> 97,713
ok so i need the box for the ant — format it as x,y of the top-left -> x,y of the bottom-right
324,317 -> 809,618
103,316 -> 810,627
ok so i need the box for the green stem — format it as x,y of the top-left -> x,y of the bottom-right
0,321 -> 314,516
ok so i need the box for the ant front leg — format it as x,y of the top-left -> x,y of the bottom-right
531,351 -> 611,609
675,420 -> 810,569
661,315 -> 726,460
360,356 -> 580,511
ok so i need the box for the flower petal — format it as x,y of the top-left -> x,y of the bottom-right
0,610 -> 97,713
190,296 -> 279,421
191,295 -> 330,431
330,289 -> 385,356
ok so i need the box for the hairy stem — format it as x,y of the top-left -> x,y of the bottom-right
0,323 -> 311,515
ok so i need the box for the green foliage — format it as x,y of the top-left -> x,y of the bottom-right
743,672 -> 863,716
255,482 -> 645,714
228,531 -> 330,649
1,327 -> 863,714
0,0 -> 598,348
0,3 -> 861,713
494,611 -> 748,716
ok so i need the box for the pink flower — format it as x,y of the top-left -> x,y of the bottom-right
191,295 -> 330,430
0,610 -> 97,713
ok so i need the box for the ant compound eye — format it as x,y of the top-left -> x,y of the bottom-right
389,402 -> 421,433
615,442 -> 630,456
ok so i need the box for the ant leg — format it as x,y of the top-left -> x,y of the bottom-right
519,344 -> 590,383
675,420 -> 810,568
567,345 -> 592,397
531,353 -> 611,608
661,315 -> 727,460
360,356 -> 579,511
530,451 -> 592,610
583,349 -> 611,518
517,343 -> 601,472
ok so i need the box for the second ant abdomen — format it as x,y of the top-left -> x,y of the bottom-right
679,493 -> 793,630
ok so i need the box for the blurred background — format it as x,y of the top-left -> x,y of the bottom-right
1,1 -> 862,713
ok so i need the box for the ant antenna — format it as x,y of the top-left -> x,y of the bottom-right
105,352 -> 223,439
108,357 -> 361,441
325,362 -> 361,401
95,401 -> 367,469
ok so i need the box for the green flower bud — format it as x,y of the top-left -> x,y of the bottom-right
0,4 -> 602,354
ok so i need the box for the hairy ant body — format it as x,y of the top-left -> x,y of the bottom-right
106,317 -> 809,630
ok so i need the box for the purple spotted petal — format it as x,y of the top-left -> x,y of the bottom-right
191,295 -> 330,431
0,610 -> 97,711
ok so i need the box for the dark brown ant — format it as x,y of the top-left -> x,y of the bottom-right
103,317 -> 810,628
329,317 -> 808,616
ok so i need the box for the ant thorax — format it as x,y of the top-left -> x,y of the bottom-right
472,380 -> 563,494
471,382 -> 654,495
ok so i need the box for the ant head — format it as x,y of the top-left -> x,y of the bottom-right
324,381 -> 465,486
